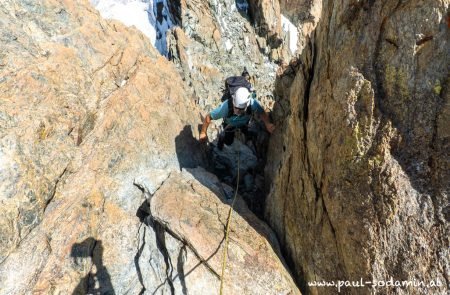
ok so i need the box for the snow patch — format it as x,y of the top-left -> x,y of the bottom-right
90,0 -> 175,56
281,15 -> 298,54
91,0 -> 156,43
225,39 -> 233,52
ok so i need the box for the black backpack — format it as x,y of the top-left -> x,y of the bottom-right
221,75 -> 254,117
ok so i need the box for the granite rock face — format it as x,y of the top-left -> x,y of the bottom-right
0,0 -> 298,294
4,0 -> 447,294
266,0 -> 449,294
0,0 -> 202,292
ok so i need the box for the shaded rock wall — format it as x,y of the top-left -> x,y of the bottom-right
247,0 -> 282,47
279,0 -> 321,23
266,0 -> 449,294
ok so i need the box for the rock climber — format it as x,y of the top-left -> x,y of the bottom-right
199,86 -> 275,149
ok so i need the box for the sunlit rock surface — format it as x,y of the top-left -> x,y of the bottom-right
0,0 -> 298,294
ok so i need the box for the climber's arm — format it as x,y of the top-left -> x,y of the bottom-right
252,99 -> 275,134
199,101 -> 228,142
199,114 -> 211,142
260,111 -> 275,133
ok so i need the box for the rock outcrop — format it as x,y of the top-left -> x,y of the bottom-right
0,0 -> 298,294
88,0 -> 301,131
279,0 -> 321,24
278,0 -> 321,57
266,0 -> 449,294
164,0 -> 290,114
158,0 -> 289,217
247,0 -> 282,48
136,167 -> 300,294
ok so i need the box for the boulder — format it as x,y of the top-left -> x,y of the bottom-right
147,168 -> 300,294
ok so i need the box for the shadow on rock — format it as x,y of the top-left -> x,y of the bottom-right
135,199 -> 223,295
134,201 -> 151,295
174,125 -> 209,171
176,120 -> 270,213
182,166 -> 288,273
71,238 -> 115,295
128,122 -> 294,293
174,124 -> 286,265
235,0 -> 252,20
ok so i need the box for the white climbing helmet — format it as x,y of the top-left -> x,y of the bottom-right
233,87 -> 251,109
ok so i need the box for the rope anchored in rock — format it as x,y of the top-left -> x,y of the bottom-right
219,130 -> 241,295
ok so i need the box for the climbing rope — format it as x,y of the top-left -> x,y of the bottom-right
219,130 -> 241,295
